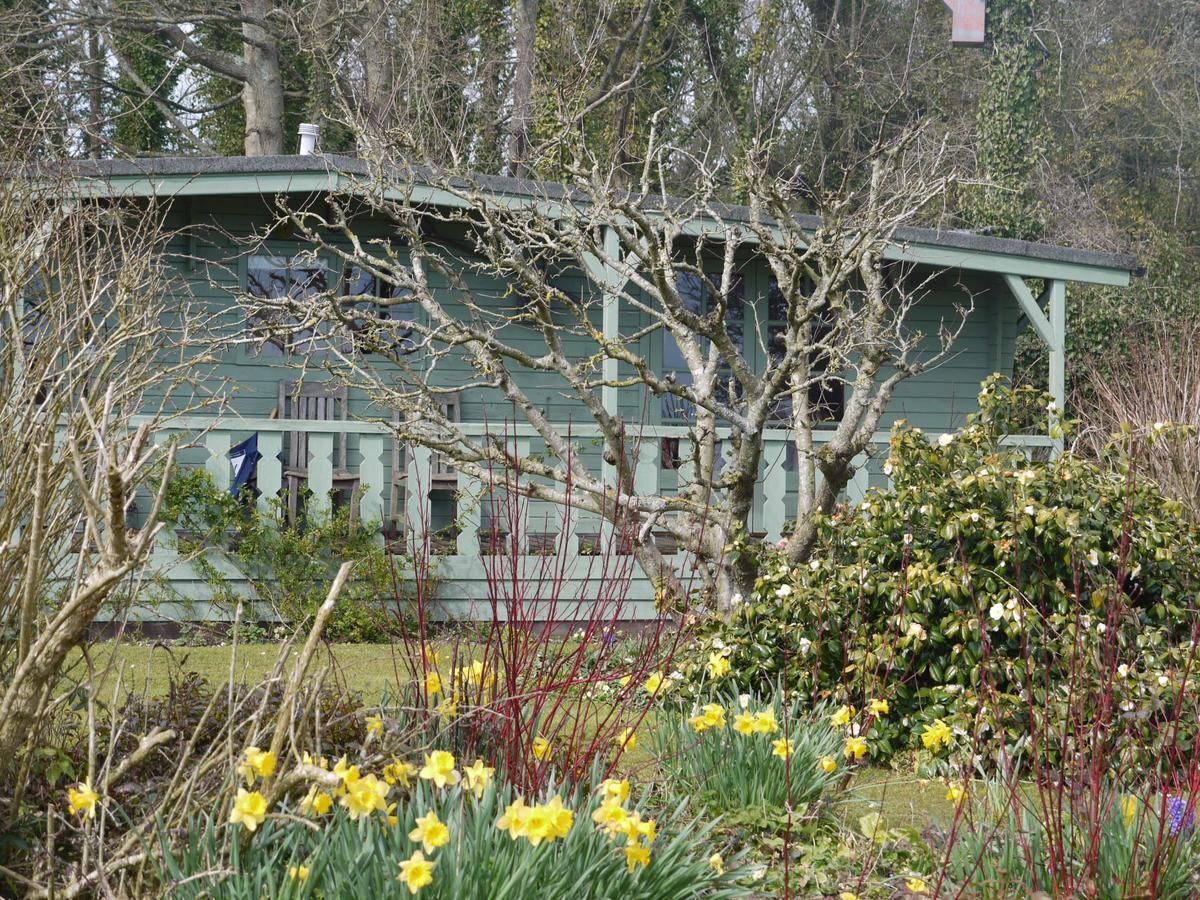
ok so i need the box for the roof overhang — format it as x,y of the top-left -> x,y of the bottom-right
64,155 -> 1138,288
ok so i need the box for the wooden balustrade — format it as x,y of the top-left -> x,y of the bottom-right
139,415 -> 1053,561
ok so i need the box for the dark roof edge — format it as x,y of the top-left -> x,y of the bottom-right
67,154 -> 1140,274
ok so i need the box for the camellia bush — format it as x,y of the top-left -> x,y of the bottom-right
691,378 -> 1200,761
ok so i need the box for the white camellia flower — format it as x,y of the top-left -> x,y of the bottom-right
1117,664 -> 1130,678
970,512 -> 980,523
883,462 -> 893,476
798,637 -> 812,655
1024,504 -> 1035,515
1158,675 -> 1169,687
809,558 -> 820,571
1097,623 -> 1107,634
938,433 -> 954,447
776,584 -> 792,599
1087,549 -> 1100,566
989,603 -> 1005,621
906,622 -> 926,640
730,593 -> 744,606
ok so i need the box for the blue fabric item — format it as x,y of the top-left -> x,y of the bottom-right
228,433 -> 262,498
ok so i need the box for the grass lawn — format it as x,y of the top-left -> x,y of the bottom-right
82,640 -> 946,831
77,641 -> 412,700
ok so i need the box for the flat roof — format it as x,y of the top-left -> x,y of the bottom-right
65,154 -> 1139,282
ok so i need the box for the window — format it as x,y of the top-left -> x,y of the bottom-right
343,265 -> 418,352
246,254 -> 332,356
766,275 -> 844,427
661,271 -> 744,423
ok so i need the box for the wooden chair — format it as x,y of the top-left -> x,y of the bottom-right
389,394 -> 462,541
278,381 -> 359,523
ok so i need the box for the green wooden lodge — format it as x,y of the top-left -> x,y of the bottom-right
73,155 -> 1137,622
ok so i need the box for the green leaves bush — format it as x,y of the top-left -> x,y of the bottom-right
693,378 -> 1200,760
159,468 -> 402,640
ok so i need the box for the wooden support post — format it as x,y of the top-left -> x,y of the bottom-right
1047,279 -> 1066,454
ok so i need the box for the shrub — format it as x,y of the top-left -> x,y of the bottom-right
159,468 -> 403,637
692,378 -> 1200,760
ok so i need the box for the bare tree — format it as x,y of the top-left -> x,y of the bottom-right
0,153 -> 210,819
242,124 -> 967,608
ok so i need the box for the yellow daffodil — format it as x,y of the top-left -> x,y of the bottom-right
463,758 -> 495,799
830,705 -> 855,727
625,839 -> 651,872
521,803 -> 555,847
397,850 -> 435,895
843,736 -> 868,760
384,759 -> 418,787
618,674 -> 631,687
419,751 -> 461,789
496,797 -> 529,839
643,671 -> 664,695
921,719 -> 952,753
598,778 -> 630,804
289,865 -> 309,882
733,711 -> 756,736
753,709 -> 779,735
229,788 -> 268,831
706,652 -> 730,679
688,702 -> 727,733
341,773 -> 390,820
615,727 -> 637,751
425,671 -> 443,696
1122,795 -> 1138,827
906,877 -> 929,894
772,738 -> 793,760
868,698 -> 889,716
435,697 -> 458,721
366,715 -> 384,737
818,755 -> 837,774
301,752 -> 329,770
945,784 -> 965,804
592,797 -> 630,837
532,736 -> 553,760
543,795 -> 574,839
301,786 -> 333,817
67,781 -> 99,819
839,893 -> 859,900
709,853 -> 725,875
332,756 -> 361,791
237,746 -> 276,785
409,809 -> 450,853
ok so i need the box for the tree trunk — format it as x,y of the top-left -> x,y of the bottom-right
241,0 -> 285,155
507,0 -> 539,176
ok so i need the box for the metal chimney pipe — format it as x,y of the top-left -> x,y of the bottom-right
297,123 -> 320,155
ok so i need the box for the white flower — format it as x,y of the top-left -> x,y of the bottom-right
1131,563 -> 1142,578
1047,401 -> 1057,412
798,637 -> 812,655
1117,664 -> 1129,678
938,433 -> 954,447
883,462 -> 893,476
1097,623 -> 1107,634
903,533 -> 913,546
1016,468 -> 1036,485
970,512 -> 980,523
809,558 -> 821,571
1087,549 -> 1100,566
1153,421 -> 1165,432
730,592 -> 744,606
775,584 -> 792,599
989,603 -> 1005,621
1024,504 -> 1035,515
906,622 -> 926,640
713,637 -> 725,650
738,694 -> 751,710
1158,675 -> 1169,687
